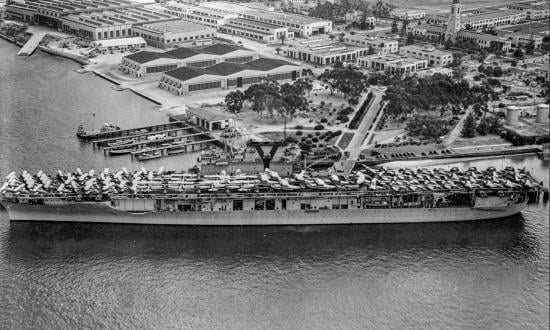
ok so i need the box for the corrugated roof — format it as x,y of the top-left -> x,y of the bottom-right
201,43 -> 249,55
125,51 -> 174,64
165,47 -> 201,59
245,58 -> 297,71
164,66 -> 210,81
206,62 -> 249,75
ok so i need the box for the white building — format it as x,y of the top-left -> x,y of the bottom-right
159,58 -> 301,95
199,1 -> 332,37
90,37 -> 146,52
161,2 -> 238,28
119,44 -> 259,77
399,44 -> 454,67
357,54 -> 428,76
219,18 -> 293,44
283,40 -> 369,66
507,2 -> 549,20
343,34 -> 399,54
392,9 -> 426,21
186,106 -> 235,131
416,67 -> 454,78
6,0 -> 179,40
132,20 -> 216,49
430,8 -> 526,30
407,24 -> 512,51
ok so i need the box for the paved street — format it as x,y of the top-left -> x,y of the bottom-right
344,90 -> 384,160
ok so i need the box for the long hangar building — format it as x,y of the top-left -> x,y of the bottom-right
199,2 -> 332,37
159,58 -> 301,95
5,0 -> 179,40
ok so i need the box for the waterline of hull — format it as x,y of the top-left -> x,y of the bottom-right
1,202 -> 527,225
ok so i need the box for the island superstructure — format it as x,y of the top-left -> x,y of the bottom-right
0,165 -> 544,225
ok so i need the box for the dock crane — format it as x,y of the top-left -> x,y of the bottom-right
76,113 -> 120,139
76,113 -> 96,137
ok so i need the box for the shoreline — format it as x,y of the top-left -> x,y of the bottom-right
90,71 -> 163,105
1,36 -> 544,168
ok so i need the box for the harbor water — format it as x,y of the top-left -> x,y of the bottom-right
0,42 -> 549,328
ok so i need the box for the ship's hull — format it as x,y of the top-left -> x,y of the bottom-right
0,201 -> 527,225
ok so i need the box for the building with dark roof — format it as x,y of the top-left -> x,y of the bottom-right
119,44 -> 259,77
6,0 -> 179,40
159,58 -> 301,95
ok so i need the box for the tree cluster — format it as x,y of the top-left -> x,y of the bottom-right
382,74 -> 488,120
308,0 -> 394,21
476,115 -> 502,135
478,65 -> 504,77
318,64 -> 369,102
406,115 -> 450,139
224,79 -> 313,120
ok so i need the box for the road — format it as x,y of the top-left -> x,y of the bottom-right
442,107 -> 471,147
344,90 -> 384,160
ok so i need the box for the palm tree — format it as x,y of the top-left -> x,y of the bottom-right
275,47 -> 282,55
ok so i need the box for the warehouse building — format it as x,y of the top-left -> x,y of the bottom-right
119,43 -> 259,77
158,58 -> 300,95
219,18 -> 293,44
6,0 -> 179,40
161,2 -> 238,28
199,2 -> 332,37
132,20 -> 216,49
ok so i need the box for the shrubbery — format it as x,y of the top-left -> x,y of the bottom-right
348,92 -> 373,129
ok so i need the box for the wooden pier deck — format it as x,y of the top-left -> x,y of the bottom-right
17,32 -> 46,56
81,122 -> 187,141
131,139 -> 217,158
103,133 -> 209,153
93,126 -> 200,147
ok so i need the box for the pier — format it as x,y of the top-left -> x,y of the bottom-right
79,118 -> 236,161
93,125 -> 199,148
82,122 -> 187,141
130,139 -> 217,158
17,32 -> 46,56
102,133 -> 211,154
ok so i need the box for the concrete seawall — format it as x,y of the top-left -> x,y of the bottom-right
38,46 -> 90,65
91,70 -> 163,105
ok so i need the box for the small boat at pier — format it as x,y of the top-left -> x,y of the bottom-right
136,151 -> 162,161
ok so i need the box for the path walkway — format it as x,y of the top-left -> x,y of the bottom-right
442,107 -> 471,147
17,31 -> 46,56
344,91 -> 385,160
